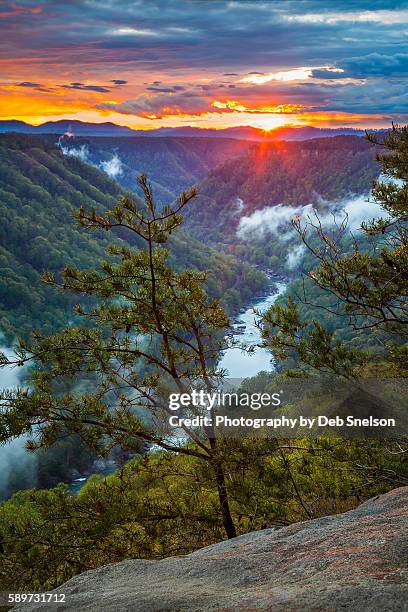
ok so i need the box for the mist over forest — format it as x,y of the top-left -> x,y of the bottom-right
0,124 -> 406,599
1,0 -> 407,604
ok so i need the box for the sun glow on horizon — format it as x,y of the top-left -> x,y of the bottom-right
0,92 -> 396,132
0,59 -> 398,132
211,100 -> 307,114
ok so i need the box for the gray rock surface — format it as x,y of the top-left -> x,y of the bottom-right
15,487 -> 408,611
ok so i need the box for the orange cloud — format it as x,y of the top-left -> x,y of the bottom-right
211,100 -> 308,114
0,91 -> 91,122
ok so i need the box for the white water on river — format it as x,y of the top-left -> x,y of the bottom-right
219,281 -> 287,378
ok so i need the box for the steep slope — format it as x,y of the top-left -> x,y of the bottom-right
17,486 -> 408,611
0,134 -> 122,339
0,134 -> 266,340
53,135 -> 252,202
186,135 -> 380,240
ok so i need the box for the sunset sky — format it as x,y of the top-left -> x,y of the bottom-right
0,0 -> 407,131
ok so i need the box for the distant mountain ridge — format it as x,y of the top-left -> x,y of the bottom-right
0,120 -> 136,137
0,120 -> 376,141
143,125 -> 370,141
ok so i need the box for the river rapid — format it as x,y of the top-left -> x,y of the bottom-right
219,281 -> 287,378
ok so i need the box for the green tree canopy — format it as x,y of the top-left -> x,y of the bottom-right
0,175 -> 247,538
261,125 -> 408,377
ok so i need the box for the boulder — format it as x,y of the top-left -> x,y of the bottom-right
16,487 -> 408,611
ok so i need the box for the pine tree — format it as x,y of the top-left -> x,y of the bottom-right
0,175 -> 238,538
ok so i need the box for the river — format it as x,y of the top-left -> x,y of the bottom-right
0,283 -> 287,389
0,282 -> 287,495
219,281 -> 287,378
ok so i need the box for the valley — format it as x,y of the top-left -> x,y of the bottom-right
1,1 -> 407,604
185,135 -> 380,241
0,133 -> 266,341
0,127 -> 388,504
0,129 -> 379,346
53,133 -> 252,203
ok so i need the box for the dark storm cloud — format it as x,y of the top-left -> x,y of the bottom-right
311,69 -> 348,80
339,53 -> 408,77
146,85 -> 185,92
322,80 -> 408,113
14,81 -> 55,92
110,79 -> 128,85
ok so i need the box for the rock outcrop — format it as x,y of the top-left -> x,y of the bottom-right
17,487 -> 408,611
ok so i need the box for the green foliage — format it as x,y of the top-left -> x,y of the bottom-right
262,126 -> 408,375
186,136 -> 379,241
0,174 -> 246,539
1,438 -> 406,592
0,134 -> 122,339
261,296 -> 369,378
52,134 -> 251,203
0,134 -> 266,341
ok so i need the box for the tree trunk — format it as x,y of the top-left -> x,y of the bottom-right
214,460 -> 237,539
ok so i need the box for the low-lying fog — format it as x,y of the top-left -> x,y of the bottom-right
0,180 -> 396,498
0,348 -> 36,499
237,190 -> 389,270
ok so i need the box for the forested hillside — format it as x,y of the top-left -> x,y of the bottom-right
48,134 -> 251,203
0,127 -> 406,594
0,134 -> 122,339
186,136 -> 380,240
0,134 -> 265,340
